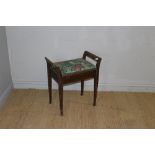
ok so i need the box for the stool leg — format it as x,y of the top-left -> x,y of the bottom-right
59,84 -> 63,116
48,79 -> 52,104
93,75 -> 98,106
47,65 -> 52,104
81,80 -> 84,96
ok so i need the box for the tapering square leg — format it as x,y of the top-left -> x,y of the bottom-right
48,78 -> 52,104
59,84 -> 63,116
93,75 -> 98,106
47,65 -> 52,104
81,80 -> 84,96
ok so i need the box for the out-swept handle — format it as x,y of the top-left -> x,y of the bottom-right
83,51 -> 102,62
83,51 -> 102,71
45,57 -> 62,79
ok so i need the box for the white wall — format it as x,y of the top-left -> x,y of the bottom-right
0,27 -> 12,105
5,26 -> 155,92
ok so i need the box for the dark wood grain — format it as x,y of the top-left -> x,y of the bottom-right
81,80 -> 84,96
45,51 -> 102,116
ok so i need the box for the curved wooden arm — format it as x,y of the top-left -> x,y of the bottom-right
83,51 -> 102,71
45,57 -> 62,80
83,51 -> 102,62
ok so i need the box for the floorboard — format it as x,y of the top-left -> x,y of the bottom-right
0,89 -> 155,128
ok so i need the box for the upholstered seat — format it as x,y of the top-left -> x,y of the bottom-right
45,51 -> 102,115
55,58 -> 96,76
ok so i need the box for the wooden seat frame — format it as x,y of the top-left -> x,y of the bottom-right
45,51 -> 102,116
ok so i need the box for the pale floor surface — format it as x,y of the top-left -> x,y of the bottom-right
0,89 -> 155,128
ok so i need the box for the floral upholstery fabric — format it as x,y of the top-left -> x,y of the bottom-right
55,58 -> 96,76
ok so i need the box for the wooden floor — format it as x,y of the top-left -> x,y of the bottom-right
0,89 -> 155,128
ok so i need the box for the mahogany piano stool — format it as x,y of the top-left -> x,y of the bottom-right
45,51 -> 102,116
